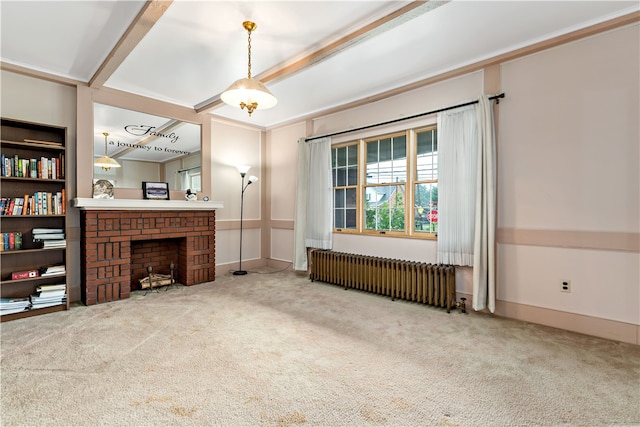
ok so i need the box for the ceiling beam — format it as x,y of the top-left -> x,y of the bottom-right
195,0 -> 448,114
89,0 -> 173,88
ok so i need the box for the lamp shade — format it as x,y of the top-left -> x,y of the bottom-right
94,156 -> 121,169
248,175 -> 259,184
236,165 -> 251,175
221,78 -> 277,111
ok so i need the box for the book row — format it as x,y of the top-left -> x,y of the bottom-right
1,232 -> 23,251
1,284 -> 67,315
0,190 -> 66,216
0,230 -> 67,252
9,265 -> 66,280
0,153 -> 65,179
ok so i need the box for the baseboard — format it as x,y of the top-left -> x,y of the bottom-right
457,292 -> 639,345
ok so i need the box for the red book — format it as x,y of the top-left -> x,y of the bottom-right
11,270 -> 40,280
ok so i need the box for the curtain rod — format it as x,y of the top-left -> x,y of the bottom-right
305,93 -> 505,142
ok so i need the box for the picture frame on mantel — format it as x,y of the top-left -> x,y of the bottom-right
142,182 -> 170,200
92,179 -> 115,199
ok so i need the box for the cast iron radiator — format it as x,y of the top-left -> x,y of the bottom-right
309,249 -> 457,312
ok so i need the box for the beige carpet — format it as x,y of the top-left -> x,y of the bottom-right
1,269 -> 638,427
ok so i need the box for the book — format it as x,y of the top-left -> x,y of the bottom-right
41,240 -> 66,249
0,297 -> 31,313
39,265 -> 66,276
33,233 -> 65,240
12,269 -> 39,280
35,289 -> 66,298
14,232 -> 22,250
60,189 -> 66,214
22,194 -> 30,215
32,228 -> 64,234
37,284 -> 66,292
1,299 -> 31,314
0,306 -> 30,315
12,198 -> 24,215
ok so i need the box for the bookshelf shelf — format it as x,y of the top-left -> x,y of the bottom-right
1,272 -> 66,285
0,139 -> 65,152
1,247 -> 66,255
1,214 -> 66,218
1,176 -> 65,183
1,118 -> 69,322
0,303 -> 66,321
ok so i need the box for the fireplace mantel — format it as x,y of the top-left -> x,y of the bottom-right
72,198 -> 223,211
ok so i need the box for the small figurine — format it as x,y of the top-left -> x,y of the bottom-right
185,189 -> 197,201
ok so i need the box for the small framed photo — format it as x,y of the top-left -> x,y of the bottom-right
92,179 -> 115,199
142,182 -> 170,200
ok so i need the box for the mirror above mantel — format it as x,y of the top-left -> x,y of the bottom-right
93,103 -> 202,192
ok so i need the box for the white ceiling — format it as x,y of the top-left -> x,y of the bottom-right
1,0 -> 638,132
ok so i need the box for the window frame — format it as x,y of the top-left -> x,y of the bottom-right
412,126 -> 438,240
331,142 -> 359,233
362,131 -> 409,237
331,125 -> 437,241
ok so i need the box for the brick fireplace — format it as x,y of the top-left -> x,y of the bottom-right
74,199 -> 221,306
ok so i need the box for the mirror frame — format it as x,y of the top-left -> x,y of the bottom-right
77,86 -> 210,200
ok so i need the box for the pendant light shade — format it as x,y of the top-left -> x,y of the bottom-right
94,132 -> 121,171
221,21 -> 277,116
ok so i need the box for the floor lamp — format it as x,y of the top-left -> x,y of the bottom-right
234,165 -> 259,276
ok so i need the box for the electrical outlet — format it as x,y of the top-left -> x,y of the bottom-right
560,280 -> 571,293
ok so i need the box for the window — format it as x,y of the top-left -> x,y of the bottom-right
414,127 -> 438,236
331,126 -> 437,239
365,133 -> 407,233
332,144 -> 358,230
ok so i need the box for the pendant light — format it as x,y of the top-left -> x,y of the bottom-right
94,132 -> 121,171
221,21 -> 277,116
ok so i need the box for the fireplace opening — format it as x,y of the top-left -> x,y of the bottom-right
131,238 -> 183,291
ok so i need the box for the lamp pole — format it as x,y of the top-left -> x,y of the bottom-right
234,172 -> 248,275
234,166 -> 258,276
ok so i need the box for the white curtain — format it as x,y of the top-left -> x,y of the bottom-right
293,138 -> 309,271
437,105 -> 478,266
473,95 -> 496,312
437,95 -> 496,313
293,136 -> 333,271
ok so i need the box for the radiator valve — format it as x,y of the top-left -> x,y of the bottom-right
456,297 -> 468,314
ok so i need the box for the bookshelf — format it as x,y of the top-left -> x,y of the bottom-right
1,117 -> 69,321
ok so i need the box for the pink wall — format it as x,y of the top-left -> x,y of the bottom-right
266,24 -> 640,343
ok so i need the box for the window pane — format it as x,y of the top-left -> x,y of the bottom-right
346,187 -> 356,208
335,210 -> 344,229
336,167 -> 347,186
366,141 -> 378,164
347,166 -> 357,186
379,138 -> 392,162
393,135 -> 406,159
364,185 -> 405,231
416,129 -> 438,181
347,145 -> 357,165
334,188 -> 345,208
391,158 -> 406,183
345,209 -> 356,228
417,130 -> 433,155
414,182 -> 438,233
336,146 -> 347,167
